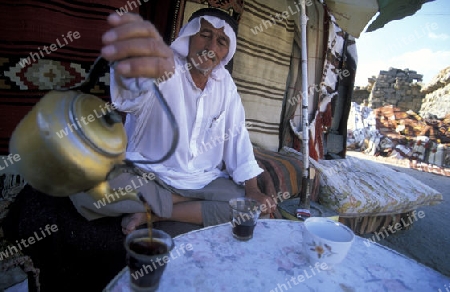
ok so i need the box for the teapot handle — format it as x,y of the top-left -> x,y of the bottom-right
78,57 -> 180,165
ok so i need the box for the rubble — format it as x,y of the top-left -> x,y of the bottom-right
348,66 -> 450,176
347,103 -> 450,176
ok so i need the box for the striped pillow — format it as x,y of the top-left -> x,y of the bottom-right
254,147 -> 320,202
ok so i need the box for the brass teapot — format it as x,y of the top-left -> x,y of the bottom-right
9,57 -> 178,203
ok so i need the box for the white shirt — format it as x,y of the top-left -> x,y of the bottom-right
110,54 -> 263,189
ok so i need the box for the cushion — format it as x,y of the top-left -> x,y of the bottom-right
281,149 -> 444,217
253,147 -> 320,203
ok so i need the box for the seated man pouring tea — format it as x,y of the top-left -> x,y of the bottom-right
70,8 -> 277,234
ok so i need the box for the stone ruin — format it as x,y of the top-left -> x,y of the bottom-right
348,66 -> 450,174
353,66 -> 450,118
419,66 -> 450,120
353,67 -> 424,113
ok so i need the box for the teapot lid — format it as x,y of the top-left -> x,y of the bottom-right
69,93 -> 126,156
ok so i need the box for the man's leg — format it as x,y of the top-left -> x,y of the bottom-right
121,194 -> 200,233
122,178 -> 245,232
174,178 -> 245,227
168,200 -> 203,225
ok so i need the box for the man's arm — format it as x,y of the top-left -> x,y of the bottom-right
102,12 -> 180,115
101,12 -> 175,80
244,177 -> 277,215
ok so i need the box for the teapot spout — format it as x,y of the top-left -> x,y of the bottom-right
87,181 -> 141,203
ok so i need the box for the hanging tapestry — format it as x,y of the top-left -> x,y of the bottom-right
232,0 -> 296,151
0,1 -> 126,155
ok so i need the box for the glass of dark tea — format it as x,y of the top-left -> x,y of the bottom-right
124,228 -> 174,292
229,198 -> 261,241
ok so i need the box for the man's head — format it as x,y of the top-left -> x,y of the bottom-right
187,18 -> 230,75
170,8 -> 238,73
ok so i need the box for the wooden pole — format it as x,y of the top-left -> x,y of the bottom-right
298,0 -> 311,213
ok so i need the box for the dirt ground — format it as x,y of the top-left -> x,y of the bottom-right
346,150 -> 450,278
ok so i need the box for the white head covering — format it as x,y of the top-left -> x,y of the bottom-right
170,15 -> 237,67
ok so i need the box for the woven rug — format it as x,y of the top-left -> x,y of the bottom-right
0,1 -> 128,155
254,146 -> 320,203
308,15 -> 357,160
232,0 -> 296,151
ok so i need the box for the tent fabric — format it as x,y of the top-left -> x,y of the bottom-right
232,0 -> 296,151
366,0 -> 435,32
324,0 -> 435,38
280,38 -> 302,150
309,16 -> 357,160
325,0 -> 379,38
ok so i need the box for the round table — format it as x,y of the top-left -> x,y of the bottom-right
104,219 -> 450,291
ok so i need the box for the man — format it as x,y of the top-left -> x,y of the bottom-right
70,8 -> 277,234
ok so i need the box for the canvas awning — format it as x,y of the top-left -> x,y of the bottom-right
324,0 -> 435,38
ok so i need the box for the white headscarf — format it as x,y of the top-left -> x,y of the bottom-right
170,15 -> 237,67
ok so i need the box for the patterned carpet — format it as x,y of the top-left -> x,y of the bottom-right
0,1 -> 125,155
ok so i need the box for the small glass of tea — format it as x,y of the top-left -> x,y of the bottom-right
229,197 -> 261,241
124,228 -> 174,291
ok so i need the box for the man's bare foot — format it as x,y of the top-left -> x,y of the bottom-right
121,212 -> 161,235
121,213 -> 146,235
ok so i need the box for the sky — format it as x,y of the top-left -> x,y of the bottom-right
354,0 -> 450,87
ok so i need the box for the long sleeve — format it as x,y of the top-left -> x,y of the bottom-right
109,65 -> 186,153
109,67 -> 156,115
222,87 -> 263,184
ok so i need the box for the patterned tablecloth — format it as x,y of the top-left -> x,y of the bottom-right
104,219 -> 450,292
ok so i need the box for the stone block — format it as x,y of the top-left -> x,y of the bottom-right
403,96 -> 413,102
409,73 -> 423,80
396,90 -> 406,96
372,91 -> 384,98
387,78 -> 396,84
397,101 -> 407,108
386,98 -> 398,104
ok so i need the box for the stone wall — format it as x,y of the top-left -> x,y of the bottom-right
351,87 -> 370,105
348,67 -> 450,173
419,66 -> 450,119
365,68 -> 424,112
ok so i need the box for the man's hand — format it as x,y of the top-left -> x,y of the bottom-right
244,177 -> 277,215
245,188 -> 277,215
101,13 -> 175,79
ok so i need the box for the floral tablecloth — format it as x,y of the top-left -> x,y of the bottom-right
104,219 -> 450,292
